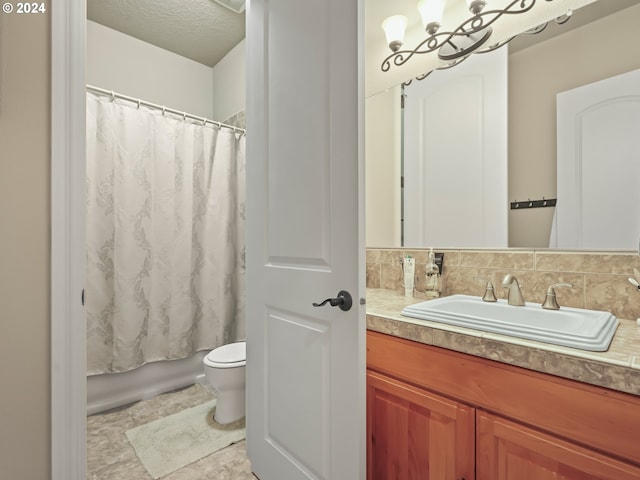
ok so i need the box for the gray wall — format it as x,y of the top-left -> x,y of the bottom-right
0,8 -> 51,480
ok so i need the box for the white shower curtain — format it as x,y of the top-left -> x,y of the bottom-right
85,92 -> 246,375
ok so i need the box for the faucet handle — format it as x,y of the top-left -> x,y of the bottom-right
474,276 -> 497,302
541,283 -> 573,310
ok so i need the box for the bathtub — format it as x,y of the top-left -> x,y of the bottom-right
87,351 -> 209,415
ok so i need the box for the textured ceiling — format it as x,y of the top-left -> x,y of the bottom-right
87,0 -> 246,67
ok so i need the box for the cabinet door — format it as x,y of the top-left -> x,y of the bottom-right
367,370 -> 475,480
477,411 -> 640,480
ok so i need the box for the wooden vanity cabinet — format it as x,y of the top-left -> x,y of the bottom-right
367,330 -> 640,480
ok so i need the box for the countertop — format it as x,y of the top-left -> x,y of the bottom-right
366,288 -> 640,396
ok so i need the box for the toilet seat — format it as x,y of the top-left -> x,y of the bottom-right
204,341 -> 246,368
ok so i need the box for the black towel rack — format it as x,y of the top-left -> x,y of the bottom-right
510,198 -> 557,210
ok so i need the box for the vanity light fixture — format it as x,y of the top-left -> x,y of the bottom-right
381,0 -> 557,72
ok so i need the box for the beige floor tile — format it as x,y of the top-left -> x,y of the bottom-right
87,384 -> 252,479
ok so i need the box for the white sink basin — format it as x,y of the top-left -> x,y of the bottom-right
401,294 -> 618,351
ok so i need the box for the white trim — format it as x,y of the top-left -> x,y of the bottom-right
51,0 -> 87,478
357,1 -> 367,475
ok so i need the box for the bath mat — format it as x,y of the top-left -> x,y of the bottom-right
125,400 -> 245,479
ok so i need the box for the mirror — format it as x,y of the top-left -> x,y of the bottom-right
365,0 -> 640,249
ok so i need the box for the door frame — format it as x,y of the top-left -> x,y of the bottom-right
51,0 -> 87,478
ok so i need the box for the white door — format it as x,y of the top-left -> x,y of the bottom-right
245,1 -> 365,479
404,49 -> 508,248
555,68 -> 640,249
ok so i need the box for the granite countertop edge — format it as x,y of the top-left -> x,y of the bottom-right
365,289 -> 640,397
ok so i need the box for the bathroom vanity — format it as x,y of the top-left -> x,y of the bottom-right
366,289 -> 640,480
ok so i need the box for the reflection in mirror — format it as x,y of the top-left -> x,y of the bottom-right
403,48 -> 508,249
365,0 -> 640,250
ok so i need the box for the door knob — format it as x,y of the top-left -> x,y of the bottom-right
312,290 -> 353,311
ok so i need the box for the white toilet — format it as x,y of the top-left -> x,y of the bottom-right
203,341 -> 246,424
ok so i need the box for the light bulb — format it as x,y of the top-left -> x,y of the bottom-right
417,0 -> 445,35
382,15 -> 408,52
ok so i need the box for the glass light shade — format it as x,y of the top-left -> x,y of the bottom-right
417,0 -> 445,30
381,15 -> 408,52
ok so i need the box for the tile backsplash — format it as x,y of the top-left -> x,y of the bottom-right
366,248 -> 640,320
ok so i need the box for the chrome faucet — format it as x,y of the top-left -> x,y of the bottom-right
502,274 -> 525,306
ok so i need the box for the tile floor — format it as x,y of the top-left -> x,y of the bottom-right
87,383 -> 255,479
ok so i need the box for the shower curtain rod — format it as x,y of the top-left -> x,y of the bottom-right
86,84 -> 246,135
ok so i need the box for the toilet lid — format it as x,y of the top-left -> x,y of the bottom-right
206,341 -> 246,364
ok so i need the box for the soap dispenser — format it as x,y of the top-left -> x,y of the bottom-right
425,248 -> 442,298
